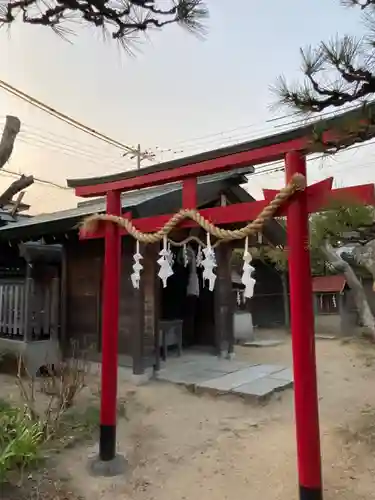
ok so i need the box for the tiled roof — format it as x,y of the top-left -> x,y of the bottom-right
312,275 -> 346,293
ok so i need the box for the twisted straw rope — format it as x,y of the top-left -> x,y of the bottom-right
81,173 -> 306,244
168,235 -> 223,248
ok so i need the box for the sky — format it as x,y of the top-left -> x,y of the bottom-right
0,0 -> 373,214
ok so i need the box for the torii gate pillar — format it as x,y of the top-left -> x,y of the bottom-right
286,151 -> 322,500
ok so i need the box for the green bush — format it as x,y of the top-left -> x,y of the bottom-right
0,401 -> 43,483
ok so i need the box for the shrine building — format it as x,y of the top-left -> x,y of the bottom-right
0,166 -> 286,377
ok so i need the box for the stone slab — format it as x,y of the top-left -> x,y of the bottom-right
154,352 -> 293,401
243,340 -> 284,348
162,359 -> 199,369
88,454 -> 127,477
161,356 -> 253,375
193,358 -> 254,374
157,368 -> 225,385
232,376 -> 293,398
253,364 -> 285,374
268,367 -> 294,382
198,365 -> 284,392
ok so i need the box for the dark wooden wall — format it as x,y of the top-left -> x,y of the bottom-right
64,236 -> 235,366
142,244 -> 159,366
65,237 -> 158,369
250,260 -> 286,328
215,245 -> 235,354
195,276 -> 215,347
118,240 -> 157,367
118,238 -> 136,357
65,239 -> 103,352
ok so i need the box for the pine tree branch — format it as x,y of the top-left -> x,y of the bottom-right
0,0 -> 209,44
275,1 -> 375,112
342,0 -> 375,8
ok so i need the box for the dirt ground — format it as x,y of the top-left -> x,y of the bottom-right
3,335 -> 375,500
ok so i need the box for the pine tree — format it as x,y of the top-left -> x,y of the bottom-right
0,1 -> 208,49
275,1 -> 375,112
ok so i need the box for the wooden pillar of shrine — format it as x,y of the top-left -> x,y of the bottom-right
131,244 -> 145,377
214,243 -> 235,357
131,242 -> 159,379
143,243 -> 159,373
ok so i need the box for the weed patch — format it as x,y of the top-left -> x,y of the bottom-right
0,400 -> 44,483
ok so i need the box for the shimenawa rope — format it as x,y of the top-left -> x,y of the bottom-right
81,173 -> 306,243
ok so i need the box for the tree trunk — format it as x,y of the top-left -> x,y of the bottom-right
281,271 -> 290,331
321,240 -> 375,340
0,175 -> 34,207
353,240 -> 375,291
0,116 -> 20,169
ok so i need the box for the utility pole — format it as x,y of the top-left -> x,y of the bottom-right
136,143 -> 141,169
124,143 -> 155,168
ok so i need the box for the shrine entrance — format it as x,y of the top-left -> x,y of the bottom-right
159,246 -> 216,351
68,105 -> 375,500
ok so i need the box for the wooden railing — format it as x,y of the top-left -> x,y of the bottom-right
0,277 -> 59,341
0,279 -> 26,338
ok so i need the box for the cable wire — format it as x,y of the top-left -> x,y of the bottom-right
0,168 -> 70,190
153,102 -> 363,156
0,79 -> 149,156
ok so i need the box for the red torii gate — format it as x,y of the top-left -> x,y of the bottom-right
69,119 -> 375,500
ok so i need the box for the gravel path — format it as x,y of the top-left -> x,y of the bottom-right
3,336 -> 375,500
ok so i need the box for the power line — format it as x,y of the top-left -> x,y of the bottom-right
0,139 -> 372,199
17,134 -> 133,171
8,136 -> 375,194
0,101 -> 372,196
17,125 -> 155,170
0,85 -> 363,178
20,128 -> 126,161
0,78 -> 153,160
0,168 -> 69,190
0,120 -> 140,177
154,102 -> 364,158
249,138 -> 375,181
0,117 -> 136,161
0,76 -> 363,170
